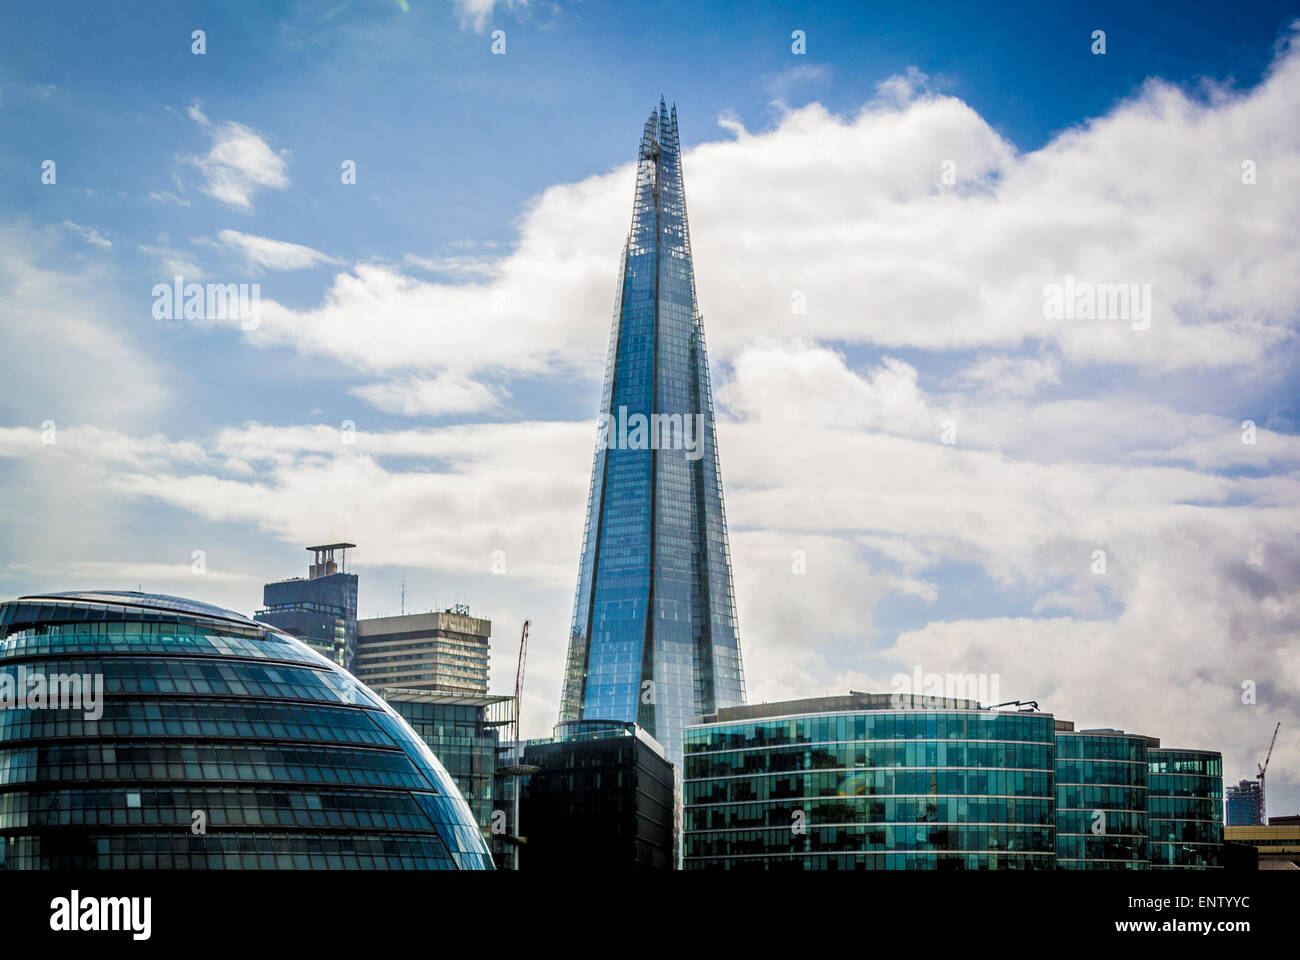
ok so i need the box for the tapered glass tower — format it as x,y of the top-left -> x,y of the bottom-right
559,101 -> 746,767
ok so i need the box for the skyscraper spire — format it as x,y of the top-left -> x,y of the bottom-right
558,103 -> 746,767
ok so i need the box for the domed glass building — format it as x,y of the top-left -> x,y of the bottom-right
0,591 -> 493,869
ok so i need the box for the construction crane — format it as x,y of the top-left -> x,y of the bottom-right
1257,721 -> 1281,824
512,620 -> 530,744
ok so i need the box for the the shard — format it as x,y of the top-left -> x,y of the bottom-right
558,101 -> 746,767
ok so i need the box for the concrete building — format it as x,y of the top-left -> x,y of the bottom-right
354,605 -> 490,695
1225,821 -> 1300,869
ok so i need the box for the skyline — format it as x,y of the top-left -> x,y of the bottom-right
1,0 -> 1298,818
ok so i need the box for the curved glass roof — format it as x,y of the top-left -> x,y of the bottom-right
16,591 -> 260,626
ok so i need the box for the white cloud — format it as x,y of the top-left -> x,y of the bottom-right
197,34 -> 1300,386
138,244 -> 206,281
351,375 -> 505,416
148,190 -> 190,207
216,229 -> 342,271
0,225 -> 168,427
450,0 -> 529,33
184,112 -> 290,211
61,221 -> 112,251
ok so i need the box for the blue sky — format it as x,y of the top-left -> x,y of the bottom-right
2,0 -> 1299,811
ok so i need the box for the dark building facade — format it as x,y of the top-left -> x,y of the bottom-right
517,720 -> 677,870
1225,778 -> 1264,826
0,591 -> 492,869
1054,726 -> 1151,869
683,693 -> 1057,870
559,102 -> 746,769
1148,748 -> 1223,869
257,543 -> 358,672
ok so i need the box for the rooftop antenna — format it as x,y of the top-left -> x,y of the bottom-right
400,574 -> 406,616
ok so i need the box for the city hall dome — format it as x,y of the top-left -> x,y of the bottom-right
0,591 -> 493,869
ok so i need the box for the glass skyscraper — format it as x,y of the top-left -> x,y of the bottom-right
559,101 -> 745,767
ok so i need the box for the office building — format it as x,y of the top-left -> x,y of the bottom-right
683,692 -> 1056,870
376,688 -> 508,843
1148,748 -> 1223,869
1224,822 -> 1300,869
516,720 -> 678,870
257,543 -> 358,671
1054,724 -> 1151,869
1225,778 -> 1265,826
355,606 -> 490,695
558,101 -> 746,768
0,591 -> 493,869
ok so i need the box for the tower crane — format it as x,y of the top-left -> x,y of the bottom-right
512,620 -> 530,743
1257,721 -> 1281,824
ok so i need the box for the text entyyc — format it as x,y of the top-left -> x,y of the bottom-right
50,891 -> 151,940
0,666 -> 103,719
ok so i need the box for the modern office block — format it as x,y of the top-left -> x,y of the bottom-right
1225,778 -> 1265,826
1054,725 -> 1151,869
257,543 -> 358,671
1148,748 -> 1223,869
683,692 -> 1056,870
355,607 -> 490,695
0,590 -> 493,869
376,688 -> 508,842
559,101 -> 746,768
517,720 -> 678,870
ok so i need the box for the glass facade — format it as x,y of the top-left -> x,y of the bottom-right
1148,748 -> 1223,869
1055,729 -> 1149,869
1225,778 -> 1264,826
257,572 -> 358,672
683,701 -> 1056,870
559,101 -> 745,769
379,692 -> 503,842
0,591 -> 493,869
518,720 -> 678,870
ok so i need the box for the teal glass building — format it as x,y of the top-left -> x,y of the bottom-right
559,101 -> 746,768
1148,748 -> 1223,869
0,591 -> 493,869
682,693 -> 1056,870
377,690 -> 508,845
1054,726 -> 1150,869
